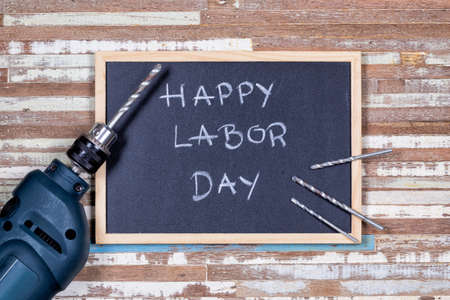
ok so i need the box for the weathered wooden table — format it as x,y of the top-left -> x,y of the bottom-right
0,0 -> 449,298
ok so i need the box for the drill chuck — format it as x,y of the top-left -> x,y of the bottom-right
66,123 -> 117,174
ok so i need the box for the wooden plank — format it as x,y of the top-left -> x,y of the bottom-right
401,52 -> 426,66
363,135 -> 450,149
365,108 -> 450,122
75,265 -> 206,281
9,67 -> 93,83
370,79 -> 450,93
363,93 -> 450,108
0,125 -> 88,139
363,161 -> 449,177
241,0 -> 450,9
236,280 -> 449,296
0,25 -> 448,41
364,219 -> 450,234
0,111 -> 92,126
252,34 -> 450,52
365,122 -> 450,135
54,279 -> 450,297
253,37 -> 450,52
363,204 -> 450,218
4,12 -> 201,26
0,96 -> 93,111
426,53 -> 450,65
363,65 -> 450,79
0,83 -> 94,96
58,281 -> 237,297
207,263 -> 450,280
1,39 -> 253,54
361,149 -> 450,161
202,10 -> 450,25
4,0 -> 208,13
365,191 -> 450,205
364,176 -> 450,190
176,235 -> 450,265
0,68 -> 6,82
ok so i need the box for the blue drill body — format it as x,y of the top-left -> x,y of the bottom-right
0,64 -> 162,299
0,159 -> 89,300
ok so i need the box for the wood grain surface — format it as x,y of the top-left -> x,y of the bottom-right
0,0 -> 448,298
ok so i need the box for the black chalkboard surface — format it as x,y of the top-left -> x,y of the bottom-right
95,52 -> 362,244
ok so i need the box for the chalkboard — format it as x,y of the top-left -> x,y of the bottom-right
95,52 -> 362,244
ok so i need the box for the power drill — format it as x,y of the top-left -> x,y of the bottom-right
0,64 -> 162,300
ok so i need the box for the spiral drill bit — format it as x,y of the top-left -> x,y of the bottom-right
67,64 -> 163,174
290,198 -> 358,243
310,149 -> 392,170
292,176 -> 384,230
108,64 -> 162,129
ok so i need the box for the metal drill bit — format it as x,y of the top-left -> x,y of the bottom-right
310,149 -> 392,170
292,176 -> 384,230
290,198 -> 358,243
108,64 -> 162,129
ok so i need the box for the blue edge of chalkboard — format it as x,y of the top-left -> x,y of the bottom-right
90,234 -> 374,253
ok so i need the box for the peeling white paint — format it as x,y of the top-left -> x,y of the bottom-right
365,176 -> 450,189
168,252 -> 188,265
362,52 -> 401,65
59,281 -> 236,297
0,54 -> 94,68
87,253 -> 151,266
0,97 -> 94,111
363,204 -> 449,218
341,280 -> 449,295
9,67 -> 94,83
0,138 -> 73,150
364,93 -> 450,108
405,79 -> 450,93
28,39 -> 253,54
365,190 -> 450,205
425,53 -> 450,66
374,162 -> 449,177
394,252 -> 434,263
4,12 -> 200,26
0,166 -> 44,179
248,264 -> 449,280
7,41 -> 24,55
363,135 -> 450,149
220,252 -> 346,265
346,252 -> 388,263
240,280 -> 306,295
233,0 -> 240,9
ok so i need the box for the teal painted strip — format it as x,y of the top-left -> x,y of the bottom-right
90,234 -> 374,253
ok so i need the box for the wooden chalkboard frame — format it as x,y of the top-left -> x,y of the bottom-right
95,51 -> 362,244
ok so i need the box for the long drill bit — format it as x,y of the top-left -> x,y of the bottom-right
292,176 -> 384,230
108,64 -> 162,129
310,149 -> 392,170
290,198 -> 358,243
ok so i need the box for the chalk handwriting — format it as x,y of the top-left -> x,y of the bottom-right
160,82 -> 275,108
191,171 -> 260,201
174,122 -> 287,150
